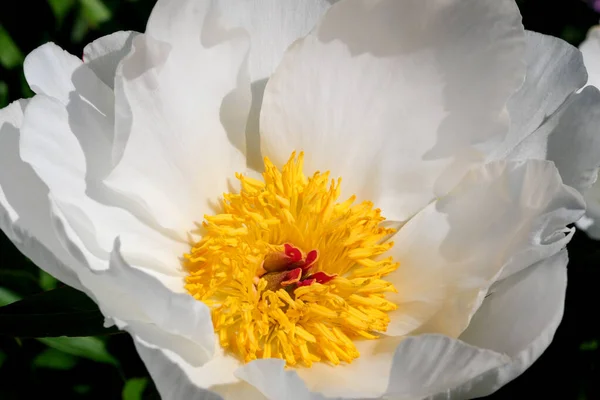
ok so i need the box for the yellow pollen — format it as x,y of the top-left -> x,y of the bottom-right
184,152 -> 399,367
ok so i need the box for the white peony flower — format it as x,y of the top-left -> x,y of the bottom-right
577,25 -> 600,240
1,0 -> 600,398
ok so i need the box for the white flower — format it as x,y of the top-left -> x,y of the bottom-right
577,25 -> 600,240
1,0 -> 600,399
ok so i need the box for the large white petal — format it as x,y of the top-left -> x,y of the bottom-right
133,337 -> 268,400
216,0 -> 336,169
23,43 -> 82,104
386,159 -> 583,338
496,90 -> 595,280
293,337 -> 401,398
576,26 -> 600,239
497,30 -> 600,212
15,90 -> 205,366
493,31 -> 587,161
217,0 -> 335,83
83,31 -> 139,165
83,31 -> 140,89
24,43 -> 113,117
0,99 -> 83,290
386,335 -> 509,400
238,335 -> 507,400
455,30 -> 599,274
104,0 -> 252,235
260,0 -> 525,222
20,95 -> 187,276
32,207 -> 214,370
505,86 -> 600,195
86,239 -> 215,366
449,250 -> 568,398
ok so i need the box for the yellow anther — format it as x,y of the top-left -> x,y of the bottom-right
184,153 -> 400,367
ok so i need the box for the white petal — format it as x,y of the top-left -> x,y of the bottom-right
506,86 -> 600,194
104,0 -> 252,234
386,160 -> 583,337
35,226 -> 215,368
260,0 -> 525,222
83,31 -> 140,89
82,239 -> 215,366
0,99 -> 83,290
295,337 -> 401,398
580,25 -> 600,89
236,359 -> 321,400
23,42 -> 117,178
386,335 -> 508,400
24,43 -> 113,116
20,95 -> 187,275
133,338 -> 267,400
460,31 -> 597,266
23,43 -> 81,104
450,251 -> 568,398
212,0 -> 334,83
498,92 -> 592,279
493,31 -> 587,161
578,25 -> 600,239
236,334 -> 507,399
216,0 -> 336,169
498,33 -> 600,197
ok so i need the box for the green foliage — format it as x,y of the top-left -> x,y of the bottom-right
33,348 -> 78,370
48,0 -> 77,26
0,287 -> 21,307
0,81 -> 8,107
122,377 -> 149,400
580,340 -> 598,351
0,25 -> 24,70
39,270 -> 58,291
73,0 -> 113,42
81,0 -> 112,24
37,337 -> 118,365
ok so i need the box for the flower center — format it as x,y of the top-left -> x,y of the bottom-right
183,152 -> 399,367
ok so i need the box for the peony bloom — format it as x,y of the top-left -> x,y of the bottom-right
577,25 -> 600,240
2,0 -> 600,398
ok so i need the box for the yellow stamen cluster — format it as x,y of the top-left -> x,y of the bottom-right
184,152 -> 399,367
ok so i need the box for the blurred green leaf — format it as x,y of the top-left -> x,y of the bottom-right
71,11 -> 90,43
0,269 -> 40,295
0,287 -> 21,307
80,0 -> 111,26
38,337 -> 118,365
19,71 -> 34,99
122,377 -> 149,400
0,25 -> 24,69
0,81 -> 8,108
73,384 -> 92,395
561,25 -> 586,45
48,0 -> 77,25
39,270 -> 58,291
0,285 -> 119,337
580,340 -> 598,351
0,350 -> 6,368
33,348 -> 78,370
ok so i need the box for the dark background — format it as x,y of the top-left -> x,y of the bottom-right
0,0 -> 598,399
